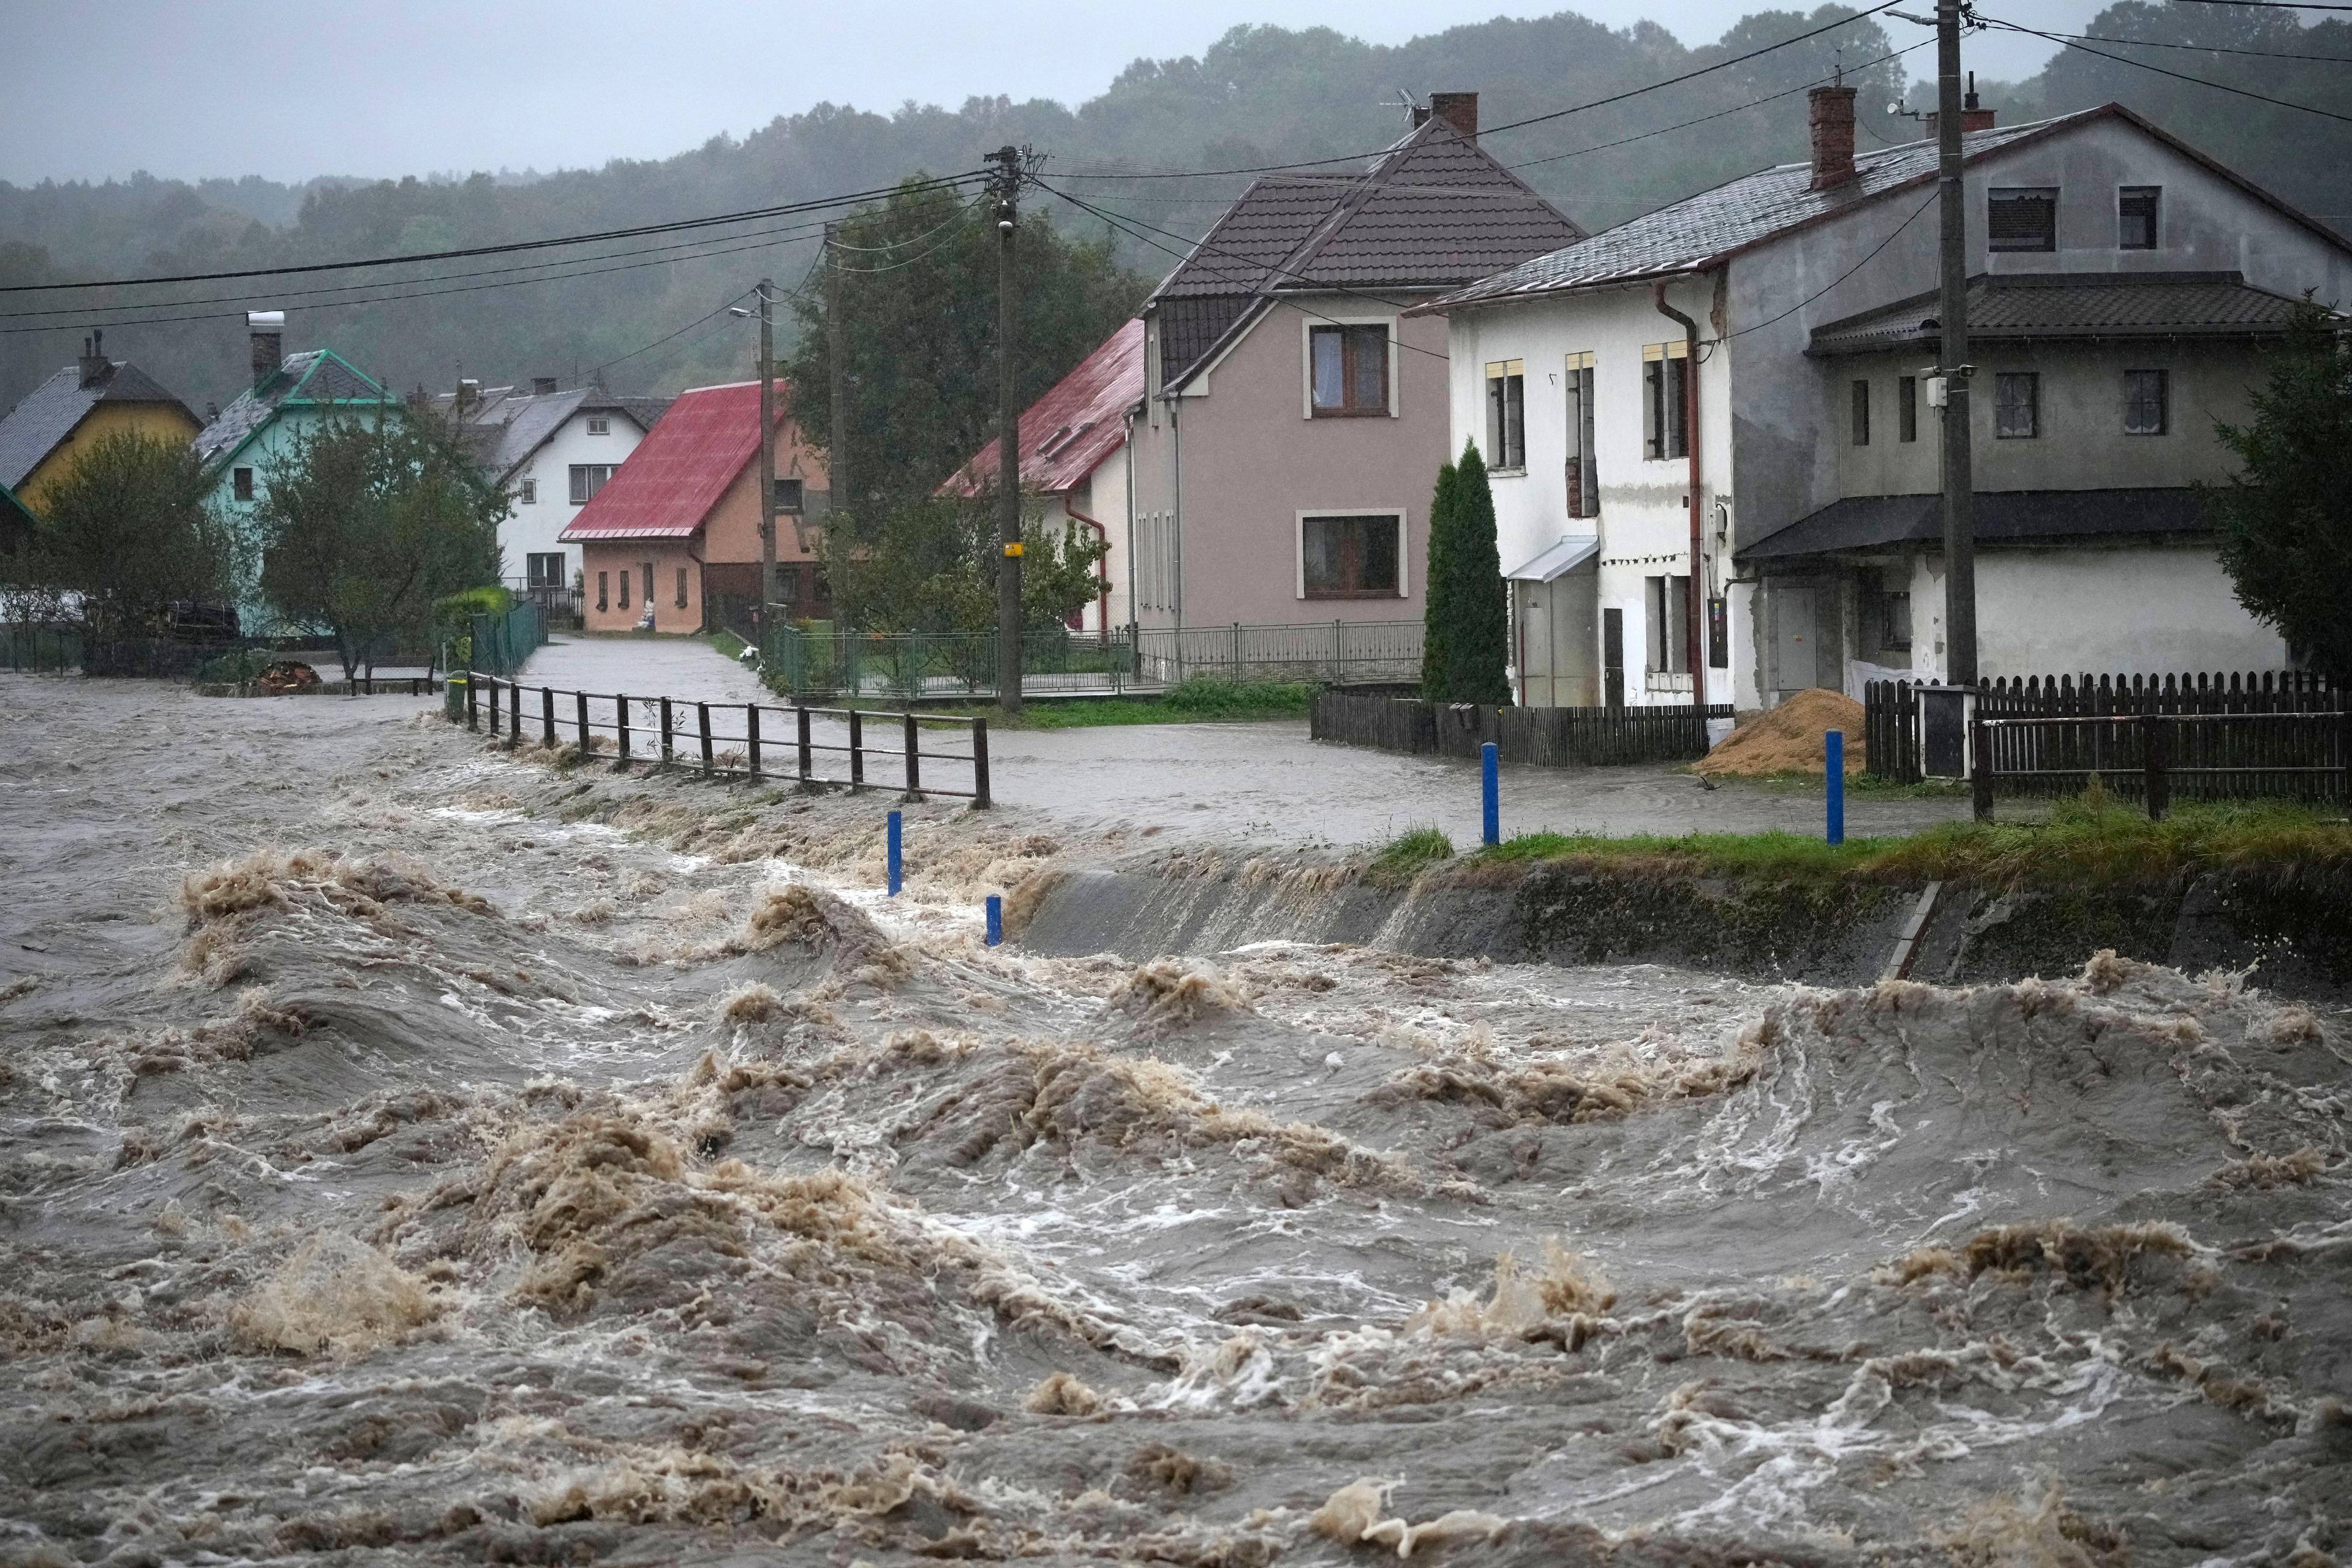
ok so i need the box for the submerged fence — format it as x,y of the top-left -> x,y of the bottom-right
1866,670 -> 2350,803
759,620 -> 1423,700
1312,685 -> 1733,767
464,672 -> 989,804
3,622 -> 282,679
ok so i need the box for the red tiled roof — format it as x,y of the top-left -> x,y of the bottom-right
940,320 -> 1144,499
559,379 -> 785,541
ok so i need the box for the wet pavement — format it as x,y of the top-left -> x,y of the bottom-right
514,634 -> 1975,848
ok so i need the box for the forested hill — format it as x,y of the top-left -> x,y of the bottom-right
3,2 -> 2346,416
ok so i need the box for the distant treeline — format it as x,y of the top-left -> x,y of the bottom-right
2,3 -> 2345,420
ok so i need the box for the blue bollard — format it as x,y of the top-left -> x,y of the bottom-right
1481,741 -> 1500,847
1825,731 -> 1845,846
887,810 -> 902,895
985,894 -> 1003,946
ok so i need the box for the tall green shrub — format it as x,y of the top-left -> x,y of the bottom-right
1422,440 -> 1510,703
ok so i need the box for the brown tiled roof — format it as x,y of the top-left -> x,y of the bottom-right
1148,116 -> 1581,385
1807,271 -> 2324,355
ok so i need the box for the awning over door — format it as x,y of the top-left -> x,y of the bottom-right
1504,534 -> 1600,582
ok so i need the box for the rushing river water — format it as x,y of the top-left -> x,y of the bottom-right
2,677 -> 2349,1567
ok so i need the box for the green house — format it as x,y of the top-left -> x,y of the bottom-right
192,312 -> 400,635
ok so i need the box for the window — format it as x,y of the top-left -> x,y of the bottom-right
569,464 -> 614,504
1300,514 -> 1401,598
1646,575 -> 1691,676
1484,360 -> 1526,470
232,467 -> 254,502
617,566 -> 630,609
1988,187 -> 2058,252
777,477 -> 804,513
1880,589 -> 1913,652
597,571 -> 609,611
1564,352 -> 1599,518
1643,342 -> 1689,461
1851,379 -> 1871,447
2124,369 -> 2168,435
1898,375 -> 1918,443
676,567 -> 688,609
641,564 -> 653,609
1994,371 -> 2040,439
586,415 -> 610,435
1308,323 -> 1389,415
526,552 -> 566,588
2118,186 -> 2160,251
519,477 -> 537,505
780,566 -> 802,603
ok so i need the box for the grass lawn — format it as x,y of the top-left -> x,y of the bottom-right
1373,793 -> 2352,888
928,676 -> 1316,730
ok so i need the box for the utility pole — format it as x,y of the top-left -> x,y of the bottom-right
756,277 -> 780,616
824,224 -> 850,546
1936,0 -> 1977,686
989,145 -> 1024,714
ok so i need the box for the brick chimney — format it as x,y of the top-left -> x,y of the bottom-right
1809,83 -> 1858,190
532,376 -> 558,395
78,330 -> 108,389
247,310 -> 285,388
1428,92 -> 1477,140
1925,73 -> 1996,141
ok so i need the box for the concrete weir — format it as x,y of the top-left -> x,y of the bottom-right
1017,848 -> 2352,1000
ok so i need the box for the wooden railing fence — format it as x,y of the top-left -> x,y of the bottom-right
1312,686 -> 1732,767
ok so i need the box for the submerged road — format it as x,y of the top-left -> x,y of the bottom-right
516,633 -> 1977,848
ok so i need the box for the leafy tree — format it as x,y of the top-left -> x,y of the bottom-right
254,412 -> 505,679
2207,304 -> 2352,676
818,493 -> 1106,633
11,430 -> 237,638
1422,440 -> 1510,704
785,179 -> 1149,512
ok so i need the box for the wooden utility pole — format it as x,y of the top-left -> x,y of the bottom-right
824,224 -> 850,543
1936,0 -> 1977,686
990,145 -> 1024,714
756,277 -> 780,614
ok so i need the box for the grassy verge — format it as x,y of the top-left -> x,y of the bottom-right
709,630 -> 752,662
1687,766 -> 1970,799
930,676 -> 1316,730
1368,826 -> 1454,887
1464,796 -> 2352,888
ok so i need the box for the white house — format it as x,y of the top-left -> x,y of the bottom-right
1420,94 -> 2352,711
432,379 -> 669,609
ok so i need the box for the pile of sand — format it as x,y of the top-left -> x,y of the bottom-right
1694,687 -> 1866,777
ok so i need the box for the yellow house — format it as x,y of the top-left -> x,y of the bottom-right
0,333 -> 200,513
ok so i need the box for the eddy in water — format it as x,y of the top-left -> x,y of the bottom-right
1,676 -> 2346,1566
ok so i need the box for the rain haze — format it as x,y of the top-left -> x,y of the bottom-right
4,0 -> 2092,183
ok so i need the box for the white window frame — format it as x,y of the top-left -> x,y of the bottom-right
519,476 -> 537,505
1294,508 -> 1409,600
1483,358 -> 1526,473
1298,312 -> 1401,420
586,415 -> 611,435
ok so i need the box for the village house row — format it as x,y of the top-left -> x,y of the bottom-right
4,86 -> 2347,709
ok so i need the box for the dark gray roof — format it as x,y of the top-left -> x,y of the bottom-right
1148,116 -> 1581,385
1808,271 -> 2321,355
0,360 -> 196,490
424,383 -> 664,481
192,349 -> 389,468
1739,488 -> 2209,562
1432,111 -> 2100,311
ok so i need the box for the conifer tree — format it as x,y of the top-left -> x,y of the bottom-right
1422,440 -> 1510,703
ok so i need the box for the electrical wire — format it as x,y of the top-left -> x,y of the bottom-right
823,198 -> 989,272
593,289 -> 756,377
2169,0 -> 2352,10
1722,189 -> 1938,341
1981,15 -> 2352,121
2026,26 -> 2352,64
0,171 -> 990,295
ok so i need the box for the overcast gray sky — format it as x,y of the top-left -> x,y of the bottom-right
5,0 -> 2100,187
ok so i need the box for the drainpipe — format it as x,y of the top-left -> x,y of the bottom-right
1170,399 -> 1184,633
1654,281 -> 1705,702
1066,502 -> 1112,641
1122,407 -> 1138,643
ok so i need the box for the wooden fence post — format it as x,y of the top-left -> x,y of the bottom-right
466,673 -> 479,731
971,717 -> 991,808
747,705 -> 762,778
576,690 -> 590,758
1970,712 -> 1993,823
486,678 -> 499,737
849,710 -> 865,789
2143,710 -> 2169,821
796,705 -> 813,785
698,703 -> 714,774
659,698 -> 673,764
903,710 -> 922,798
617,694 -> 631,764
540,687 -> 556,748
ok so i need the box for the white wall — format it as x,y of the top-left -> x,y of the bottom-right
503,409 -> 647,587
1968,546 -> 2286,679
1066,440 -> 1131,633
1443,273 -> 1738,708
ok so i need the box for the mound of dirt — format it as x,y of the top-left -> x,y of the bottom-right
256,660 -> 320,693
1695,687 -> 1866,777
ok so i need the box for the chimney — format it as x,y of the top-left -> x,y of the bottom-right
1925,73 -> 1996,141
455,377 -> 480,415
78,330 -> 108,388
1428,92 -> 1477,140
532,376 -> 558,396
247,310 -> 285,388
1808,82 -> 1858,191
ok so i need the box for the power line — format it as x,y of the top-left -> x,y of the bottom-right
2029,26 -> 2352,64
1051,0 -> 1905,181
2169,0 -> 2352,10
0,171 -> 989,295
1723,189 -> 1937,341
593,290 -> 755,378
1983,15 -> 2352,121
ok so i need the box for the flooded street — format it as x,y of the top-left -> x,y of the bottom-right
3,673 -> 2348,1567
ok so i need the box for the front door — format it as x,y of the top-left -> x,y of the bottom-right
1773,586 -> 1818,695
1602,607 -> 1624,710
